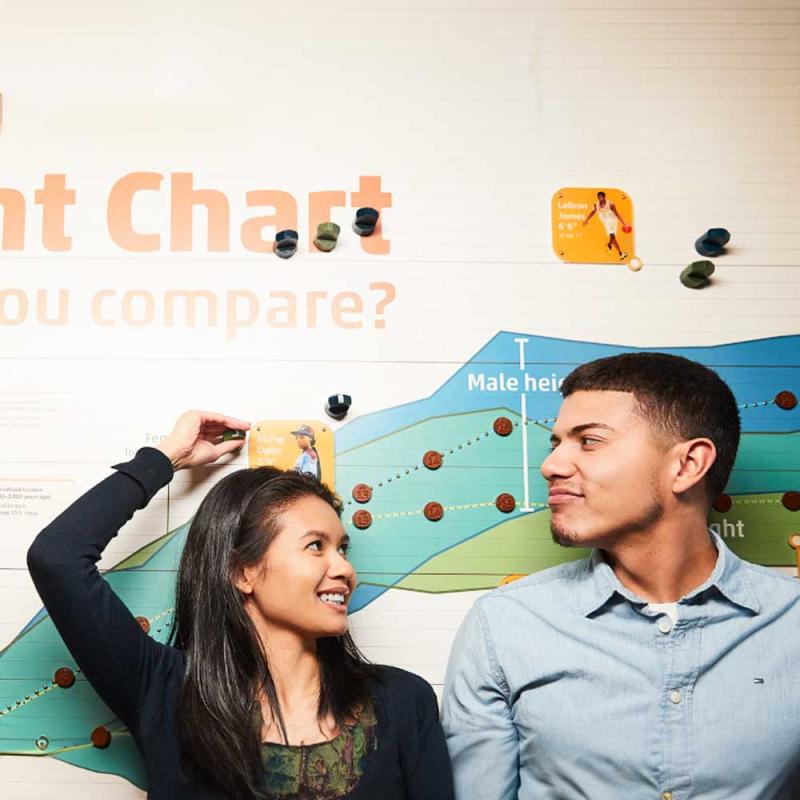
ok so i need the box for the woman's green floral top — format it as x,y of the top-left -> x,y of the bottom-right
261,705 -> 377,800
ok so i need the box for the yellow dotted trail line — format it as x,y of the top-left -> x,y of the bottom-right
344,414 -> 556,506
2,729 -> 134,757
345,498 -> 547,526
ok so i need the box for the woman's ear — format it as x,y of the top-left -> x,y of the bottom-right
232,563 -> 255,595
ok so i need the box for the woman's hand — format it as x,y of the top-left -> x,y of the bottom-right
156,410 -> 251,470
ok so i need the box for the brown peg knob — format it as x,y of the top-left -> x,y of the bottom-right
352,484 -> 372,504
352,510 -> 372,530
424,502 -> 444,522
495,493 -> 516,513
493,417 -> 513,436
91,726 -> 111,749
53,667 -> 75,689
422,450 -> 443,470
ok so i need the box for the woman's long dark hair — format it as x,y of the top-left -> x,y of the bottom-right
168,467 -> 377,798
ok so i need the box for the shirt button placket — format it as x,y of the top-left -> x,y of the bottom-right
659,616 -> 683,799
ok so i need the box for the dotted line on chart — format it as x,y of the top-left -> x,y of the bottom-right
343,415 -> 557,506
738,400 -> 775,410
0,669 -> 82,719
735,498 -> 782,506
149,607 -> 175,633
437,500 -> 547,513
0,608 -> 176,721
739,392 -> 797,412
344,497 -> 547,527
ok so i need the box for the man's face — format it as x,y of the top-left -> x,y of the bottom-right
540,390 -> 670,549
295,434 -> 311,450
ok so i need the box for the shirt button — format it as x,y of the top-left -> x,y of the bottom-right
661,792 -> 673,800
658,618 -> 672,634
670,690 -> 682,704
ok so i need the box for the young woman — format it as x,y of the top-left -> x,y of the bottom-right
27,410 -> 454,799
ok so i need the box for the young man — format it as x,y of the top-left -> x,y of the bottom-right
442,352 -> 800,800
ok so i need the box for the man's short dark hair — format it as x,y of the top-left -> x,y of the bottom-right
597,191 -> 606,197
560,352 -> 741,501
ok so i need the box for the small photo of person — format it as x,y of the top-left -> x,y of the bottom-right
582,190 -> 629,261
291,424 -> 321,480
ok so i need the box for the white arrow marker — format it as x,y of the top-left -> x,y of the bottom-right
520,393 -> 535,512
514,337 -> 529,370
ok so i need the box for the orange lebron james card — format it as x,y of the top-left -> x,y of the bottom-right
552,187 -> 640,270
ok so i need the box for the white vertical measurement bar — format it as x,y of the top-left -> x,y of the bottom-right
514,337 -> 528,370
520,393 -> 534,512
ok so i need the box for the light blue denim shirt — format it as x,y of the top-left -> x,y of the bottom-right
442,533 -> 800,799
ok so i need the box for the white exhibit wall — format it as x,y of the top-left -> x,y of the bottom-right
1,0 -> 798,796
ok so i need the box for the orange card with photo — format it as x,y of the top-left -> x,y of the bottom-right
552,187 -> 640,269
248,420 -> 335,488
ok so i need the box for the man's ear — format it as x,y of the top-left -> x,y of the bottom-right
672,438 -> 717,496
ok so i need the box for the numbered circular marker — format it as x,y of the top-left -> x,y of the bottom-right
782,491 -> 800,512
91,726 -> 112,749
495,493 -> 517,513
352,483 -> 372,504
423,501 -> 444,522
54,667 -> 75,689
135,616 -> 151,634
493,416 -> 513,437
775,391 -> 798,411
712,494 -> 732,513
423,450 -> 443,470
352,510 -> 373,530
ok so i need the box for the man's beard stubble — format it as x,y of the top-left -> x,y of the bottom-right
549,487 -> 665,549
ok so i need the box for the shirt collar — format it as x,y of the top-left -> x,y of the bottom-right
576,530 -> 761,617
